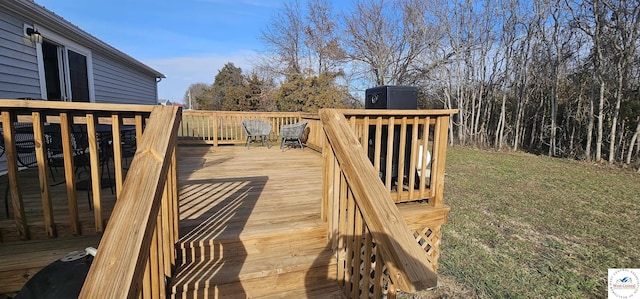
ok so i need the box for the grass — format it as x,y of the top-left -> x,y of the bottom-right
413,147 -> 640,298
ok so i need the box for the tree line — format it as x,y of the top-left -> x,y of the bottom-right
185,0 -> 640,170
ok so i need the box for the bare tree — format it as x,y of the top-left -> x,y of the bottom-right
303,0 -> 345,75
566,0 -> 606,161
602,0 -> 640,162
342,0 -> 440,86
260,0 -> 304,75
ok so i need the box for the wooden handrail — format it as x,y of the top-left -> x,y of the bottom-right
179,110 -> 301,145
79,105 -> 181,298
320,109 -> 437,292
340,109 -> 459,116
0,99 -> 155,114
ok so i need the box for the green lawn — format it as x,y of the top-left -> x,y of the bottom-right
417,147 -> 640,298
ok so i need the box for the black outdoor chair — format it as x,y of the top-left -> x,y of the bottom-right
73,125 -> 116,210
119,128 -> 137,168
1,123 -> 37,217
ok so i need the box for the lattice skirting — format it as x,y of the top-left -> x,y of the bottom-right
337,224 -> 443,298
413,225 -> 442,272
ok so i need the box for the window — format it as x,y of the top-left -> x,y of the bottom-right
67,49 -> 90,102
33,26 -> 95,102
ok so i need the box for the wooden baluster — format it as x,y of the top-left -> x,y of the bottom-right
171,148 -> 180,249
32,112 -> 56,237
373,117 -> 382,177
385,117 -> 395,191
212,112 -> 219,147
397,117 -> 408,199
352,204 -> 364,299
420,117 -> 431,199
161,175 -> 172,278
321,132 -> 331,223
408,117 -> 420,201
362,117 -> 370,156
86,114 -> 103,233
112,115 -> 124,198
345,186 -> 356,294
361,229 -> 373,299
60,113 -> 80,235
372,240 -> 384,298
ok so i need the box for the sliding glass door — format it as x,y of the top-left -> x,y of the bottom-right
39,39 -> 92,102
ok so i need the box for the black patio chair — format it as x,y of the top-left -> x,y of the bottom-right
1,123 -> 36,217
72,125 -> 115,210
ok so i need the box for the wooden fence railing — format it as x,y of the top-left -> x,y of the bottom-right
179,110 -> 301,146
320,109 -> 441,297
339,109 -> 457,204
179,109 -> 456,205
79,105 -> 181,298
299,113 -> 323,151
0,100 -> 154,240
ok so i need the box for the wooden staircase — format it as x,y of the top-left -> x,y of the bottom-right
171,146 -> 345,298
170,218 -> 343,298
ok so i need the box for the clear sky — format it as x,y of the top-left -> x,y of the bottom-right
35,0 -> 320,103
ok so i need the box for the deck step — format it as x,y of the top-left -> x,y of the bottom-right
172,245 -> 336,292
171,223 -> 341,298
178,223 -> 327,263
172,264 -> 342,299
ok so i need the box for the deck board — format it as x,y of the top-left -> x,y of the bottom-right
174,145 -> 341,298
1,144 -> 337,297
177,145 -> 325,243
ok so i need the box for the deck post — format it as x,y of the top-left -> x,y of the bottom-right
430,115 -> 450,207
212,112 -> 219,147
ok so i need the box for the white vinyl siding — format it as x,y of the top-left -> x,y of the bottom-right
0,9 -> 41,99
93,54 -> 157,105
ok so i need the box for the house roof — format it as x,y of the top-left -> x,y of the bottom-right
1,0 -> 165,79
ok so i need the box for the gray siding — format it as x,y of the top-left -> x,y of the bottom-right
93,53 -> 157,105
0,9 -> 41,99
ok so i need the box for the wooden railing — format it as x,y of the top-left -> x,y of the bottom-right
339,109 -> 457,204
79,105 -> 181,298
0,100 -> 154,240
179,109 -> 455,205
321,109 -> 442,297
179,110 -> 301,146
299,113 -> 323,151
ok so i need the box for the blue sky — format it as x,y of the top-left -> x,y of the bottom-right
35,0 -> 340,103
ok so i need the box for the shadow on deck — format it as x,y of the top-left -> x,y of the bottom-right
0,144 -> 342,297
171,145 -> 343,298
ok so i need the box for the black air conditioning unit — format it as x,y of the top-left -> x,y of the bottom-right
365,85 -> 417,109
365,86 -> 418,187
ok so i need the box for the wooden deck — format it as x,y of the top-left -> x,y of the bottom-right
1,143 -> 448,297
171,145 -> 344,298
0,160 -> 121,294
